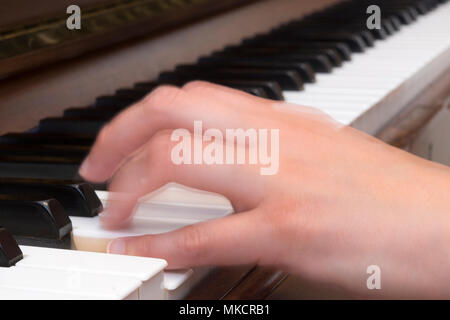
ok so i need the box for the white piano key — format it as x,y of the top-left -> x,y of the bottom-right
299,87 -> 387,96
164,269 -> 196,300
70,215 -> 213,299
71,215 -> 193,244
283,93 -> 376,110
70,183 -> 234,300
0,266 -> 141,300
0,286 -> 100,300
95,183 -> 233,222
314,73 -> 404,85
72,183 -> 234,249
164,267 -> 212,300
285,93 -> 381,103
17,246 -> 167,300
165,269 -> 195,292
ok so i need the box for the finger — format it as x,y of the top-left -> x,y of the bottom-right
79,81 -> 268,183
107,209 -> 271,269
101,131 -> 264,229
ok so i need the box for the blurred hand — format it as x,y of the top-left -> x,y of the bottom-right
80,81 -> 450,298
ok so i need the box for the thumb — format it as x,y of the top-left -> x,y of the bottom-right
107,210 -> 269,269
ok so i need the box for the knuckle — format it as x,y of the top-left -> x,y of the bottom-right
95,123 -> 111,147
147,131 -> 172,156
142,85 -> 182,114
144,131 -> 175,176
182,80 -> 213,92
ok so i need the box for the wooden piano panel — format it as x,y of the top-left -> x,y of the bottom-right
0,0 -> 110,30
187,266 -> 288,300
0,0 -> 338,135
0,0 -> 264,79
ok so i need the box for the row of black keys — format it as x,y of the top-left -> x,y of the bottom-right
0,0 -> 445,249
0,178 -> 102,249
0,0 -> 444,181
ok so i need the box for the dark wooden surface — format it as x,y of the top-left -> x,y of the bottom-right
186,266 -> 256,300
0,0 -> 111,31
186,265 -> 288,300
223,267 -> 288,300
0,0 -> 260,79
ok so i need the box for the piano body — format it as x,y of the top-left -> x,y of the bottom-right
0,0 -> 449,299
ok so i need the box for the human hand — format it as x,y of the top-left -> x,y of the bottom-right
80,81 -> 450,298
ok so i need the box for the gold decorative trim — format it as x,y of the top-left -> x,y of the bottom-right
0,0 -> 257,79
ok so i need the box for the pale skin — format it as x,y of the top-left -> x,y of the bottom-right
79,81 -> 450,299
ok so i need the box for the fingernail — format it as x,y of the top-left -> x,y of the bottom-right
79,157 -> 91,177
107,239 -> 126,254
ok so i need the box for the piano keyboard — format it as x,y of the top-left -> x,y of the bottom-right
283,1 -> 450,133
1,0 -> 449,299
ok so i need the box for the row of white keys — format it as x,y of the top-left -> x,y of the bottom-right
0,268 -> 141,300
71,183 -> 233,299
282,2 -> 450,128
0,248 -> 167,300
15,246 -> 167,299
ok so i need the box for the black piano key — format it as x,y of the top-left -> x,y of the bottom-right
390,15 -> 403,30
116,89 -> 150,100
405,6 -> 420,19
208,80 -> 284,100
242,40 -> 353,62
0,177 -> 87,187
222,45 -> 343,67
0,227 -> 23,267
175,65 -> 304,90
239,40 -> 351,62
213,50 -> 333,73
381,19 -> 396,36
239,87 -> 269,98
0,155 -> 81,180
133,81 -> 161,92
414,1 -> 432,13
127,82 -> 270,99
38,117 -> 107,135
0,133 -> 95,147
0,176 -> 106,193
64,107 -> 119,119
197,56 -> 316,83
135,78 -> 285,101
369,26 -> 389,40
0,179 -> 102,217
0,144 -> 88,158
287,21 -> 377,45
161,67 -> 304,91
269,32 -> 368,52
0,196 -> 72,248
96,95 -> 138,108
342,20 -> 390,39
353,30 -> 375,47
392,8 -> 415,24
